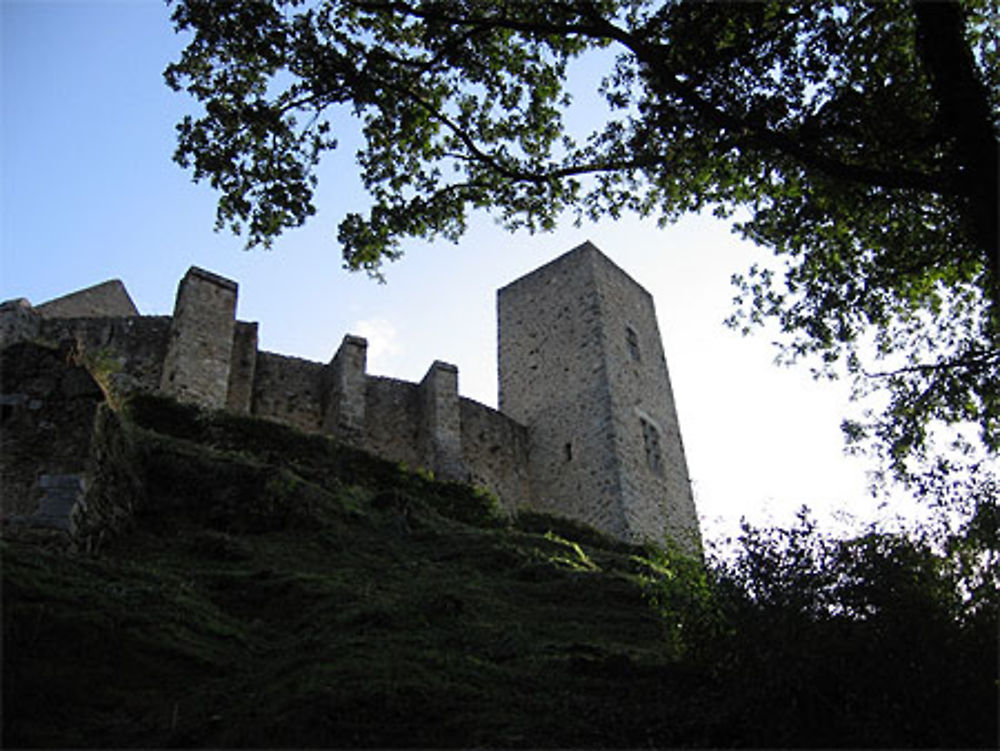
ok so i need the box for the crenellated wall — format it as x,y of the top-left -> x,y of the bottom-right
323,335 -> 368,444
189,330 -> 529,509
37,316 -> 173,393
251,352 -> 327,433
459,398 -> 532,514
1,250 -> 701,547
364,376 -> 423,468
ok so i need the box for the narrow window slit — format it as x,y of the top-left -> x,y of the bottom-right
626,326 -> 641,362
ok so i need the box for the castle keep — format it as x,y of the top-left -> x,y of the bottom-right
499,246 -> 697,545
0,242 -> 700,549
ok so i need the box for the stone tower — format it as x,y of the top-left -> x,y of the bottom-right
498,242 -> 699,549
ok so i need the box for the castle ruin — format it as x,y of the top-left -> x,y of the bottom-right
0,242 -> 700,549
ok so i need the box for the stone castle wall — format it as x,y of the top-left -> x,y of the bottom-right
242,345 -> 523,507
364,376 -> 424,468
226,321 -> 258,414
37,316 -> 173,393
1,247 -> 700,546
0,299 -> 41,348
459,398 -> 533,514
251,352 -> 327,433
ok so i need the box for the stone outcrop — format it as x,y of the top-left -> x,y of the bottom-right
0,342 -> 104,519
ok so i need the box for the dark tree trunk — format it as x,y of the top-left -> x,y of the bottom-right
912,1 -> 1000,309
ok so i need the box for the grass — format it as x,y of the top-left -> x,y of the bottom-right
5,394 -> 994,748
3,394 -> 708,748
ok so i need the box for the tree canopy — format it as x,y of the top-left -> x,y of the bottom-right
165,0 -> 999,499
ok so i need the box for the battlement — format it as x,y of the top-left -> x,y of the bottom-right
0,244 -> 700,549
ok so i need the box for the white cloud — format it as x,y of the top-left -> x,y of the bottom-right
352,317 -> 402,374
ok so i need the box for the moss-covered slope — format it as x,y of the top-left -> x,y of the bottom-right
3,396 -> 710,748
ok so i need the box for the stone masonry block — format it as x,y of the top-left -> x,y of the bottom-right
323,334 -> 368,444
419,360 -> 465,482
226,321 -> 259,414
159,267 -> 238,410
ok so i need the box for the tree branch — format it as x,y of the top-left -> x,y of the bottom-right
357,1 -> 964,200
619,42 -> 960,197
369,60 -> 660,185
863,350 -> 1000,380
352,0 -> 609,41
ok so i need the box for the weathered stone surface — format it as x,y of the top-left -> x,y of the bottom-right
69,406 -> 144,551
160,267 -> 237,409
364,376 -> 423,468
0,298 -> 40,349
226,321 -> 259,415
252,351 -> 326,432
0,342 -> 103,518
419,361 -> 465,482
322,335 -> 368,444
498,241 -> 700,550
34,279 -> 138,319
38,315 -> 172,395
459,397 -> 532,514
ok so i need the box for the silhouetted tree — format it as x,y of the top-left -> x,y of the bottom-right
649,511 -> 999,747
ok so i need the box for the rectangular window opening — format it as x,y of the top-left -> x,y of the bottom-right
641,417 -> 664,475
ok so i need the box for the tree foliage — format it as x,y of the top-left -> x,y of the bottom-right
165,0 -> 999,493
646,511 -> 998,747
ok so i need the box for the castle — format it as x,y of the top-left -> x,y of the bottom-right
0,242 -> 700,550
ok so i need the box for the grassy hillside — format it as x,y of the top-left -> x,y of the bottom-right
3,395 -> 995,748
3,396 -> 715,748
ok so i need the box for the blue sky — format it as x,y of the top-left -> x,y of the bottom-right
1,0 -> 909,541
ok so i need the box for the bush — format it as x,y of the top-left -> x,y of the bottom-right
648,512 -> 1000,748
